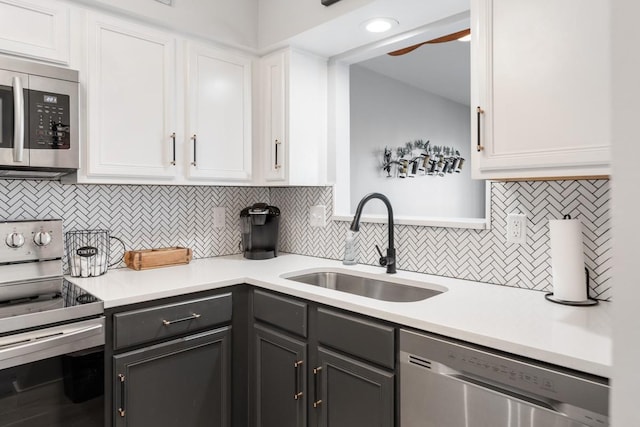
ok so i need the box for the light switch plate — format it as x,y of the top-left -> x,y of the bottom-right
213,207 -> 226,229
309,205 -> 326,228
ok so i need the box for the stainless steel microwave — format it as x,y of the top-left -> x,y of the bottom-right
0,56 -> 79,179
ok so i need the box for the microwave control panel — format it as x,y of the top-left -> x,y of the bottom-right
29,90 -> 71,150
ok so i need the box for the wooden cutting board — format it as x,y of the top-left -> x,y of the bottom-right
124,247 -> 193,271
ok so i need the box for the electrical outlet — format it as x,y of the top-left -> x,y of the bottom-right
213,207 -> 226,229
507,213 -> 527,244
309,205 -> 326,227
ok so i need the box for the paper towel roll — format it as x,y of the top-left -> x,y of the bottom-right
549,218 -> 587,302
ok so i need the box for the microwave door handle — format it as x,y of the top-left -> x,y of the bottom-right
12,76 -> 25,163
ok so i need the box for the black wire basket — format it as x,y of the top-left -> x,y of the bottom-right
65,230 -> 125,277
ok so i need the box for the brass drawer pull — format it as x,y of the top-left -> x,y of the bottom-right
162,313 -> 201,326
294,360 -> 304,400
117,373 -> 126,417
313,366 -> 322,408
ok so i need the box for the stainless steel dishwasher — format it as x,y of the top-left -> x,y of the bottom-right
400,329 -> 609,427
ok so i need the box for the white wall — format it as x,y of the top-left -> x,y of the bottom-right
349,65 -> 484,218
70,0 -> 258,49
611,0 -> 640,425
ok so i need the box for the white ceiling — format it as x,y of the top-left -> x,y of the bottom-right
286,0 -> 470,58
355,39 -> 470,106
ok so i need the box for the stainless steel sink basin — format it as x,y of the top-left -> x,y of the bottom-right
284,271 -> 443,302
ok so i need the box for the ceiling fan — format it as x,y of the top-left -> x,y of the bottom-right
387,29 -> 470,56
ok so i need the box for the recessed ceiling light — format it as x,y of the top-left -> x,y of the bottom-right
362,18 -> 399,34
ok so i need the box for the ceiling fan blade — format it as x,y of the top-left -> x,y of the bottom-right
387,28 -> 471,56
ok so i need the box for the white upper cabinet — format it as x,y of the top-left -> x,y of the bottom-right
471,0 -> 611,179
75,12 -> 254,185
258,48 -> 328,185
85,13 -> 177,181
0,0 -> 70,64
185,43 -> 252,182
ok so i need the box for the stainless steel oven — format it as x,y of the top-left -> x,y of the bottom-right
400,329 -> 609,427
0,57 -> 78,179
0,219 -> 104,427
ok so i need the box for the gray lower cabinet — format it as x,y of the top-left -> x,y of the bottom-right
113,327 -> 231,427
254,323 -> 307,427
251,290 -> 396,427
108,291 -> 234,427
315,347 -> 394,427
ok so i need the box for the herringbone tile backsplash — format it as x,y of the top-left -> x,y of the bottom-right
0,179 -> 611,300
0,180 -> 269,266
271,180 -> 611,300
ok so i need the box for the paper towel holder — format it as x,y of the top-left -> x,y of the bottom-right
545,267 -> 598,306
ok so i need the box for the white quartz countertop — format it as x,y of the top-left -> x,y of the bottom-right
67,253 -> 612,378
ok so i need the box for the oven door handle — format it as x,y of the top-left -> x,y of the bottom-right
0,323 -> 103,364
12,76 -> 25,163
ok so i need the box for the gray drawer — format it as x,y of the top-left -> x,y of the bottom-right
114,293 -> 232,350
317,308 -> 395,369
253,290 -> 307,337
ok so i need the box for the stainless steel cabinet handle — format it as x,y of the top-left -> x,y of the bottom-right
313,366 -> 322,408
191,134 -> 197,166
162,313 -> 201,326
294,360 -> 304,400
12,76 -> 24,162
117,373 -> 126,417
274,139 -> 282,170
476,106 -> 484,152
170,132 -> 176,165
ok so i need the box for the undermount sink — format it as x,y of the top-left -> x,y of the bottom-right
284,270 -> 444,302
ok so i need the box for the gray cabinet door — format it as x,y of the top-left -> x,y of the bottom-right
113,327 -> 231,427
316,347 -> 394,427
254,323 -> 307,427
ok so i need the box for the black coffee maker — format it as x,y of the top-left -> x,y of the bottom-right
240,203 -> 280,260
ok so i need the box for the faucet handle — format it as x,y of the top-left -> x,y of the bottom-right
375,245 -> 388,267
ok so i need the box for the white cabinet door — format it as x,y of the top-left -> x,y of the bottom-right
471,0 -> 611,180
258,48 -> 327,186
260,52 -> 286,182
86,14 -> 177,180
0,0 -> 70,64
185,43 -> 252,182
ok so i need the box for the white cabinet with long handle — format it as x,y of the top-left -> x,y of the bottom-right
76,13 -> 253,185
471,0 -> 611,180
185,42 -> 252,182
85,13 -> 177,181
258,48 -> 328,186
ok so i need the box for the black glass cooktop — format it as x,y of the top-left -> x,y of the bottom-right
0,278 -> 103,334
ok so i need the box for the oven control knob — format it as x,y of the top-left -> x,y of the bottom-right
33,231 -> 52,247
5,232 -> 25,248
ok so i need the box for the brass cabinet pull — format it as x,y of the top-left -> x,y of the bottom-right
170,132 -> 176,165
313,366 -> 322,408
476,106 -> 485,152
162,313 -> 201,326
117,373 -> 126,417
274,139 -> 282,170
294,360 -> 304,400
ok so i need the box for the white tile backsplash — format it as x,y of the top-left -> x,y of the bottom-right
0,179 -> 611,300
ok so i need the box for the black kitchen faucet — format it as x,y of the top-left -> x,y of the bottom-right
350,192 -> 396,274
